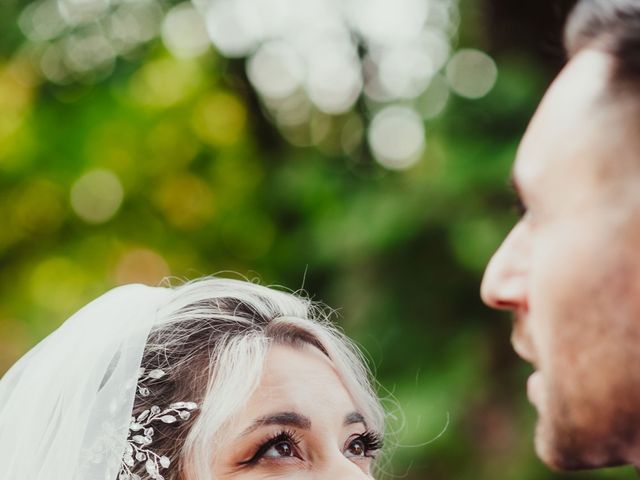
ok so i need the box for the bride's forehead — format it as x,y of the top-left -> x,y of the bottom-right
261,344 -> 348,392
242,344 -> 357,417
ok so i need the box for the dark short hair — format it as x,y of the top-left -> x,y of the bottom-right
565,0 -> 640,89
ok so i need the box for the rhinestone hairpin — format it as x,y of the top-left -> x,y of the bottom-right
119,368 -> 198,480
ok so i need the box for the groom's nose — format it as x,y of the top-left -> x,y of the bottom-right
481,221 -> 529,311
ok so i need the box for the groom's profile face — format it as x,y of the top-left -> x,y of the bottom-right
482,49 -> 640,471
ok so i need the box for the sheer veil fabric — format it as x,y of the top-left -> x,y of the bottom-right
0,284 -> 174,480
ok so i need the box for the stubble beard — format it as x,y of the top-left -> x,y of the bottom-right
534,375 -> 640,471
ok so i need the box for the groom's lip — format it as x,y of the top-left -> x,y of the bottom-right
527,371 -> 543,406
511,335 -> 538,367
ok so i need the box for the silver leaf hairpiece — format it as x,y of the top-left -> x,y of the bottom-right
119,368 -> 198,480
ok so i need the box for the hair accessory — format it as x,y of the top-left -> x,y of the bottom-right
119,368 -> 198,480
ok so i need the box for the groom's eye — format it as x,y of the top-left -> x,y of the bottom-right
508,177 -> 528,218
513,196 -> 528,217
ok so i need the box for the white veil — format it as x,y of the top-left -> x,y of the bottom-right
0,284 -> 173,480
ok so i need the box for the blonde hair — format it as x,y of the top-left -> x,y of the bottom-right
131,277 -> 384,480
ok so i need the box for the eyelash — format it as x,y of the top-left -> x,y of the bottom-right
349,429 -> 384,457
239,430 -> 302,465
239,429 -> 384,466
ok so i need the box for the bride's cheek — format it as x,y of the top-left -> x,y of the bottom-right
345,456 -> 374,475
254,456 -> 307,471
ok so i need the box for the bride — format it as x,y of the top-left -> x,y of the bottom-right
0,277 -> 385,479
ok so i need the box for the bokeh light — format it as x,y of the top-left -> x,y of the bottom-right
129,57 -> 203,108
377,44 -> 435,100
162,3 -> 210,59
347,0 -> 429,44
107,1 -> 164,54
446,48 -> 498,99
20,0 -> 164,83
201,0 -> 261,57
191,91 -> 247,146
368,105 -> 425,170
247,40 -> 304,100
18,0 -> 66,42
114,248 -> 171,285
70,169 -> 124,224
0,61 -> 35,148
305,45 -> 362,114
64,29 -> 116,75
416,73 -> 449,119
57,0 -> 110,27
15,0 -> 502,170
194,0 -> 472,167
154,173 -> 216,230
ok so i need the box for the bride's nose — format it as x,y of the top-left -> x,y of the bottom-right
316,454 -> 372,479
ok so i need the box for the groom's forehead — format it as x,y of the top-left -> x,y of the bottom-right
514,50 -> 614,186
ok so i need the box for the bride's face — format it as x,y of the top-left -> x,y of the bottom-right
212,344 -> 382,479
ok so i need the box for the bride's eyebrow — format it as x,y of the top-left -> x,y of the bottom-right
239,410 -> 368,438
240,411 -> 312,437
344,411 -> 367,428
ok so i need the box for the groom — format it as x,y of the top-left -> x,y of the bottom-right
481,0 -> 640,473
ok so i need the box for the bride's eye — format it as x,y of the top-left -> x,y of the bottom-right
344,430 -> 383,459
346,438 -> 366,457
239,430 -> 302,465
263,440 -> 294,458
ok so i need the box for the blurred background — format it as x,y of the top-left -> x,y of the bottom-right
0,0 -> 634,478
